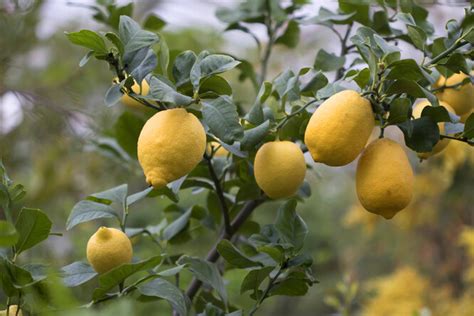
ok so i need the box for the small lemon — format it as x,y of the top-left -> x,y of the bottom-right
137,108 -> 206,188
254,141 -> 306,199
0,305 -> 22,316
86,227 -> 132,274
121,79 -> 150,108
304,90 -> 374,166
436,73 -> 473,115
207,141 -> 228,157
356,138 -> 414,219
412,100 -> 455,159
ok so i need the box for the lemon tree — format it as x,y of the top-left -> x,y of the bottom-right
1,1 -> 473,315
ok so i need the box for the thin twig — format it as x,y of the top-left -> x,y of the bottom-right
249,265 -> 284,316
440,134 -> 474,146
424,40 -> 469,67
275,98 -> 320,130
259,0 -> 275,86
336,23 -> 353,80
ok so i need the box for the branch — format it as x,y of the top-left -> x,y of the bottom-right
336,23 -> 353,80
184,198 -> 265,301
259,0 -> 275,86
424,40 -> 470,67
431,78 -> 472,93
204,152 -> 232,235
440,134 -> 474,146
275,98 -> 320,130
249,265 -> 284,316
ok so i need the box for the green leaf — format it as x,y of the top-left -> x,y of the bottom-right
157,36 -> 169,77
114,112 -> 145,159
126,187 -> 154,206
0,221 -> 18,247
387,59 -> 425,81
66,200 -> 118,230
93,256 -> 162,300
139,278 -> 187,316
269,278 -> 309,296
177,256 -> 227,303
463,113 -> 474,139
241,120 -> 271,150
79,50 -> 94,67
0,258 -> 38,295
440,53 -> 470,74
273,70 -> 300,101
388,98 -> 412,124
301,71 -> 328,97
143,14 -> 166,31
105,32 -> 124,56
274,200 -> 307,251
65,30 -> 107,53
199,76 -> 233,96
217,240 -> 262,268
126,48 -> 157,84
353,68 -> 371,89
149,76 -> 193,105
275,20 -> 300,48
89,184 -> 128,209
398,117 -> 440,152
202,96 -> 244,144
104,84 -> 123,107
305,7 -> 356,25
163,208 -> 192,241
240,267 -> 273,295
173,50 -> 197,87
191,54 -> 240,90
314,49 -> 345,72
407,24 -> 427,50
15,208 -> 52,254
246,82 -> 272,125
119,15 -> 159,57
61,261 -> 98,287
421,106 -> 452,123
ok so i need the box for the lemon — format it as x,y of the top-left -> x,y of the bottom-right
121,79 -> 150,108
207,141 -> 228,157
436,73 -> 473,115
86,227 -> 133,274
137,108 -> 206,188
356,138 -> 414,219
412,100 -> 455,159
254,141 -> 306,199
304,90 -> 374,166
0,305 -> 22,316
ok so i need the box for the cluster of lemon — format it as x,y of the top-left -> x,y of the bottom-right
85,73 -> 472,274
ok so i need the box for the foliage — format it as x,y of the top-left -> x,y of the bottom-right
1,0 -> 473,315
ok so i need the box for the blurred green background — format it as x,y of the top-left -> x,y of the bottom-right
1,0 -> 473,315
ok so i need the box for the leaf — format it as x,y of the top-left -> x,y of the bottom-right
217,240 -> 262,268
274,200 -> 307,251
93,256 -> 162,300
66,200 -> 118,230
143,14 -> 166,31
246,82 -> 272,125
65,30 -> 107,53
275,20 -> 300,48
61,261 -> 98,287
119,16 -> 159,57
353,68 -> 371,89
79,51 -> 94,67
89,184 -> 128,210
105,32 -> 124,55
15,208 -> 52,254
304,7 -> 356,25
440,53 -> 470,74
407,24 -> 426,50
269,278 -> 309,296
463,113 -> 474,139
163,208 -> 192,241
202,96 -> 243,144
173,50 -> 197,87
314,49 -> 345,72
149,76 -> 193,105
301,71 -> 328,97
388,98 -> 412,124
139,278 -> 187,316
0,221 -> 18,247
240,267 -> 274,294
177,256 -> 227,303
114,112 -> 145,159
387,59 -> 425,81
104,84 -> 123,107
126,48 -> 157,84
126,187 -> 154,206
421,106 -> 452,123
273,70 -> 299,101
398,117 -> 440,152
199,76 -> 233,97
241,120 -> 271,150
191,54 -> 240,90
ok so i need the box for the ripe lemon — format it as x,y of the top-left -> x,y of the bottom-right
254,141 -> 306,199
356,138 -> 414,219
207,141 -> 228,157
0,305 -> 22,316
436,73 -> 473,115
412,100 -> 455,159
121,79 -> 150,108
86,227 -> 132,274
304,90 -> 374,166
137,108 -> 206,188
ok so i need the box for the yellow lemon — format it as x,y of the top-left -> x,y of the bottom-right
86,227 -> 132,274
121,79 -> 150,108
460,109 -> 472,123
412,100 -> 455,159
0,305 -> 22,316
304,90 -> 374,166
436,73 -> 473,115
137,108 -> 206,188
207,141 -> 228,157
356,138 -> 414,219
254,141 -> 306,199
